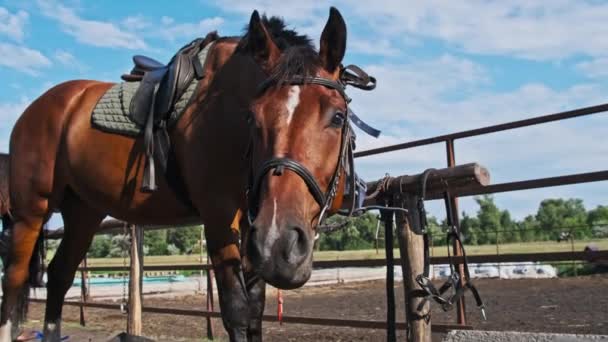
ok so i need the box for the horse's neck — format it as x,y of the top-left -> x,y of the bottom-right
174,42 -> 262,155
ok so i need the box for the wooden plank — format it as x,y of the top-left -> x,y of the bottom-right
127,225 -> 144,335
395,196 -> 431,341
363,163 -> 490,205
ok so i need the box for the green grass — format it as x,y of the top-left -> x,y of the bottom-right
84,238 -> 608,267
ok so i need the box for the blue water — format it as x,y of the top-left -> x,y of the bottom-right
71,275 -> 186,287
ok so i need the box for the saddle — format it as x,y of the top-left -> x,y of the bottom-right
121,32 -> 218,192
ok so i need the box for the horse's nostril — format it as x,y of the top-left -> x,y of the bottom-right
282,226 -> 309,264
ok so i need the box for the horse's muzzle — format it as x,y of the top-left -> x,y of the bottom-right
247,221 -> 313,289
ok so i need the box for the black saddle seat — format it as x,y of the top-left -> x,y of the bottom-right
121,56 -> 166,82
133,55 -> 165,71
128,38 -> 208,127
118,31 -> 219,193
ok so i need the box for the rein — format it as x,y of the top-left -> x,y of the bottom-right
247,65 -> 378,226
412,169 -> 486,323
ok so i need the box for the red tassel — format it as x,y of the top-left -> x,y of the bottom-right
277,289 -> 284,325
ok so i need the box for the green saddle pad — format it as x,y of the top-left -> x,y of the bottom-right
91,82 -> 142,136
91,78 -> 199,137
91,41 -> 214,137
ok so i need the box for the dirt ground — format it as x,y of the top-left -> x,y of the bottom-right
22,274 -> 608,341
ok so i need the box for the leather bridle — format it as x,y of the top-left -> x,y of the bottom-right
247,66 -> 378,227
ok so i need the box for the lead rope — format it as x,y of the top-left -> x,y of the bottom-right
277,289 -> 284,325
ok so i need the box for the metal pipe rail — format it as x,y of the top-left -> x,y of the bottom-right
354,103 -> 608,158
29,298 -> 471,333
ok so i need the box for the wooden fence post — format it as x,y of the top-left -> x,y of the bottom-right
127,224 -> 144,335
396,195 -> 431,342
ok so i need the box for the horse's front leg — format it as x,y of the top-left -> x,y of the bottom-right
207,230 -> 249,342
241,218 -> 266,342
244,271 -> 265,342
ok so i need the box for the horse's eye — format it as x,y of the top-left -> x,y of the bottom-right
331,111 -> 346,127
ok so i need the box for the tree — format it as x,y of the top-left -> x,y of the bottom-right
167,226 -> 201,254
475,195 -> 503,244
108,234 -> 130,257
144,229 -> 168,256
88,235 -> 112,257
460,212 -> 480,245
517,215 -> 539,242
536,199 -> 589,239
587,205 -> 608,238
317,213 -> 378,251
167,243 -> 180,255
426,215 -> 446,246
500,210 -> 518,243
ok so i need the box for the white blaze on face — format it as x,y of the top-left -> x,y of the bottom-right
285,86 -> 301,125
0,320 -> 11,342
263,198 -> 279,257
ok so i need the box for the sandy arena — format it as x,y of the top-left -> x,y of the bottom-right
21,275 -> 608,341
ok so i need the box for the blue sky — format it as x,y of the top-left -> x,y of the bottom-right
0,0 -> 606,228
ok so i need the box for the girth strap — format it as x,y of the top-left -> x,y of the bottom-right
142,96 -> 157,192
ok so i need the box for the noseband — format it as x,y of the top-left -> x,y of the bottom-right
247,66 -> 378,226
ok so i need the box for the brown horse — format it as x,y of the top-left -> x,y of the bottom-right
0,7 -> 361,342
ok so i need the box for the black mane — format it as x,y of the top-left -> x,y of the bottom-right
260,16 -> 313,51
238,15 -> 321,86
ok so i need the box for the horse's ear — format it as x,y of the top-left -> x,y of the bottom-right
319,7 -> 347,76
243,10 -> 281,72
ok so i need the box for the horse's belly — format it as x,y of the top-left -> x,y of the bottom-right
61,90 -> 198,225
66,148 -> 198,225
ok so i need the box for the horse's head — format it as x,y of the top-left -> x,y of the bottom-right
243,8 -> 350,289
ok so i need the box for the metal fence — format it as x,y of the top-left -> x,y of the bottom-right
34,102 -> 608,337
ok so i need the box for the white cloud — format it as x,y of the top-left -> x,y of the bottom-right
37,0 -> 146,49
0,7 -> 28,42
0,42 -> 52,75
347,1 -> 608,60
576,58 -> 608,79
214,1 -> 608,61
351,54 -> 489,128
0,97 -> 29,151
210,0 -> 329,47
122,15 -> 150,31
157,16 -> 224,42
348,38 -> 401,57
212,0 -> 324,22
53,49 -> 87,72
53,50 -> 75,65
